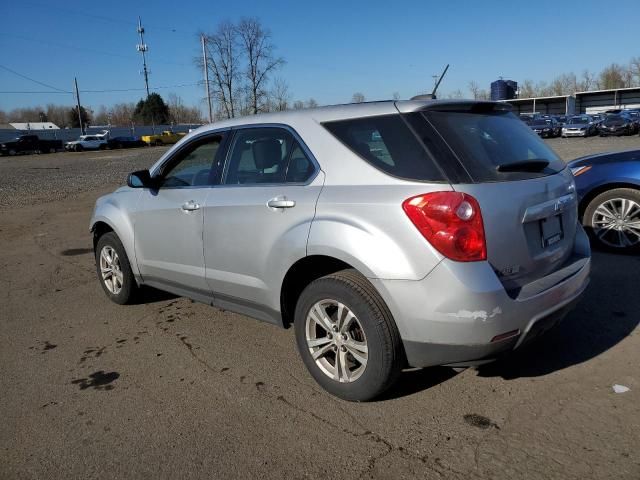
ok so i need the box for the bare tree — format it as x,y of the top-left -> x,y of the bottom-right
292,100 -> 305,110
599,64 -> 626,90
236,17 -> 285,114
468,81 -> 481,99
202,22 -> 241,119
110,102 -> 136,126
270,77 -> 291,111
446,89 -> 464,99
351,92 -> 365,103
93,105 -> 110,125
579,70 -> 596,91
392,92 -> 400,101
305,98 -> 318,108
630,57 -> 640,86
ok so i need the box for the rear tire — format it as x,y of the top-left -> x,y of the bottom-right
583,188 -> 640,253
294,269 -> 404,401
95,232 -> 138,304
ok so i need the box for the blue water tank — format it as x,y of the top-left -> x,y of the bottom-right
491,79 -> 518,100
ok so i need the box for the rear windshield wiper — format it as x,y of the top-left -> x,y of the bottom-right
496,159 -> 549,173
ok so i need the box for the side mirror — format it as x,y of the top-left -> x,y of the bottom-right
127,169 -> 156,188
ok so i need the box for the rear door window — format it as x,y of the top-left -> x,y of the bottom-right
322,115 -> 445,182
420,109 -> 566,182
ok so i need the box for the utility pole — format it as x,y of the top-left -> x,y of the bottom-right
136,17 -> 150,97
201,34 -> 213,123
74,77 -> 84,135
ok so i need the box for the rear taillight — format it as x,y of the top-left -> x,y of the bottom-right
402,191 -> 487,262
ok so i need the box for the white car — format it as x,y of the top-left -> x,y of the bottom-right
65,135 -> 108,152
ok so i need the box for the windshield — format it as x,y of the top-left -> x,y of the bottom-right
531,119 -> 552,126
605,115 -> 625,123
568,117 -> 590,124
423,109 -> 564,182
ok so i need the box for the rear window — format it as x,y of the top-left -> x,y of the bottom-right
422,109 -> 565,182
322,115 -> 445,181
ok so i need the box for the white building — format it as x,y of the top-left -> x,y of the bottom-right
9,122 -> 60,130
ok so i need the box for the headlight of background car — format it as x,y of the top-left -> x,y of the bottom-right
570,165 -> 592,177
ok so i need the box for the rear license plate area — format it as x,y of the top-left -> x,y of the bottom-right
540,214 -> 563,248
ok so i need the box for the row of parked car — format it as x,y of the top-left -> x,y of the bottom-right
521,109 -> 640,138
0,130 -> 189,155
63,130 -> 187,152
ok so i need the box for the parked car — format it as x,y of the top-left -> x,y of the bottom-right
590,113 -> 606,126
519,113 -> 537,124
561,115 -> 597,137
569,149 -> 640,251
91,100 -> 590,401
65,134 -> 108,151
529,117 -> 561,137
0,134 -> 63,156
106,136 -> 147,149
554,115 -> 568,127
141,130 -> 186,146
598,115 -> 638,136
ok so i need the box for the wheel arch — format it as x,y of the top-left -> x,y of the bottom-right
280,255 -> 360,328
90,206 -> 140,277
579,182 -> 640,219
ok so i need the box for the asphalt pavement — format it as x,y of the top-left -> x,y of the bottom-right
1,139 -> 639,479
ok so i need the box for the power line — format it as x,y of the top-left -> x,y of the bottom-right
0,33 -> 189,67
0,82 -> 202,94
0,64 -> 71,93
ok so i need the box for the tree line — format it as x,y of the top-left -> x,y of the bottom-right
0,92 -> 204,127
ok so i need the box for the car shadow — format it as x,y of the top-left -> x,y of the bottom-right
378,366 -> 459,401
477,250 -> 640,380
129,285 -> 179,305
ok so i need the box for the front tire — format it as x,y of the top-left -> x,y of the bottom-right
294,269 -> 403,401
95,232 -> 138,304
583,188 -> 640,252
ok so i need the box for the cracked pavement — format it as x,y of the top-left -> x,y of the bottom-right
1,146 -> 639,479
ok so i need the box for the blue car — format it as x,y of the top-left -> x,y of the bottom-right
569,150 -> 640,252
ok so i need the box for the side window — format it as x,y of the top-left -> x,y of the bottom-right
161,135 -> 222,188
286,142 -> 315,183
224,128 -> 292,185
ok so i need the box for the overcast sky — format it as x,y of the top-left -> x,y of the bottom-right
2,0 -> 639,112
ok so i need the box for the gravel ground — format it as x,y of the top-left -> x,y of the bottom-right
0,146 -> 168,209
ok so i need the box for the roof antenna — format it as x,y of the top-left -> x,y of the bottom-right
410,64 -> 450,100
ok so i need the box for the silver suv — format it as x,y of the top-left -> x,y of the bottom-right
91,100 -> 590,401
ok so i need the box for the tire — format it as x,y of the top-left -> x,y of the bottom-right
294,269 -> 404,401
155,140 -> 163,146
8,149 -> 16,156
75,144 -> 83,152
583,188 -> 640,253
95,232 -> 138,304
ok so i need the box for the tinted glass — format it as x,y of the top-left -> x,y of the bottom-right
423,110 -> 565,182
225,128 -> 298,185
286,143 -> 316,183
162,136 -> 222,187
322,115 -> 444,181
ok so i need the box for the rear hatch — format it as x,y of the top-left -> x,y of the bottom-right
399,102 -> 578,290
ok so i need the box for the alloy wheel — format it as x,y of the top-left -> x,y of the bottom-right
591,197 -> 640,248
99,245 -> 124,294
305,299 -> 368,383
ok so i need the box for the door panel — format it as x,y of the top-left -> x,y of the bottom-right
203,126 -> 323,312
203,174 -> 324,310
134,188 -> 210,291
133,133 -> 226,292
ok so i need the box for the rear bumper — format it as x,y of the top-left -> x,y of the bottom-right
371,226 -> 591,368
